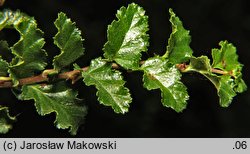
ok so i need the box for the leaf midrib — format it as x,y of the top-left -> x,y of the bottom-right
113,10 -> 138,58
86,72 -> 123,112
147,70 -> 178,105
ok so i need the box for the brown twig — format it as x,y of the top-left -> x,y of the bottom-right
0,62 -> 230,88
0,63 -> 121,88
211,68 -> 229,75
175,63 -> 188,72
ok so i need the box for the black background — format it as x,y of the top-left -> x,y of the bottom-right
0,0 -> 250,137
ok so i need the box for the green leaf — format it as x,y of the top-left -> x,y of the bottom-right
103,3 -> 149,70
185,58 -> 244,107
211,41 -> 247,93
0,40 -> 10,58
164,9 -> 193,64
203,74 -> 236,107
0,58 -> 8,76
20,82 -> 87,135
212,41 -> 240,71
0,10 -> 22,30
0,106 -> 16,134
218,75 -> 236,107
186,55 -> 244,107
0,9 -> 47,86
141,57 -> 189,112
53,12 -> 84,71
0,41 -> 10,76
234,77 -> 247,93
186,56 -> 211,73
183,41 -> 247,107
82,58 -> 132,114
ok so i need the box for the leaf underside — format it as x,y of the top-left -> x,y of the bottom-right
20,82 -> 87,135
0,106 -> 16,134
82,58 -> 132,114
142,57 -> 189,112
53,12 -> 84,71
103,3 -> 149,70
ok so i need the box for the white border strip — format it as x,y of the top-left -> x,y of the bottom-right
0,138 -> 249,154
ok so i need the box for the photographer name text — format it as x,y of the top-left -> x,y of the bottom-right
2,140 -> 117,151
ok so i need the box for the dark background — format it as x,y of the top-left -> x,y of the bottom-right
0,0 -> 250,137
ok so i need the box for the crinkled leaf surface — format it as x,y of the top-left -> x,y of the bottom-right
234,76 -> 247,93
203,74 -> 236,107
103,3 -> 149,70
184,41 -> 246,107
0,9 -> 47,86
82,58 -> 132,114
207,41 -> 246,106
141,57 -> 189,112
211,41 -> 247,93
0,58 -> 8,76
0,41 -> 9,76
0,53 -> 8,76
0,106 -> 16,134
164,9 -> 193,64
186,56 -> 211,73
53,12 -> 84,71
20,82 -> 87,135
212,41 -> 240,71
186,42 -> 246,107
218,75 -> 237,107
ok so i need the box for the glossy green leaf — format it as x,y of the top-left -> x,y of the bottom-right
203,74 -> 236,107
141,57 -> 189,112
103,3 -> 149,70
20,82 -> 87,135
0,9 -> 47,86
188,63 -> 244,107
82,58 -> 132,114
164,9 -> 193,64
234,77 -> 247,93
186,54 -> 246,107
181,41 -> 247,107
0,9 -> 23,30
212,41 -> 240,71
218,75 -> 237,107
0,106 -> 16,134
211,41 -> 247,93
53,12 -> 84,71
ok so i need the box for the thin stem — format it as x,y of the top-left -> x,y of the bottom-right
0,63 -> 121,88
0,61 -> 231,88
176,63 -> 232,74
211,68 -> 229,75
175,63 -> 188,72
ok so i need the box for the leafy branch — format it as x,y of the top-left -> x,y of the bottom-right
0,61 -> 229,88
0,3 -> 247,135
